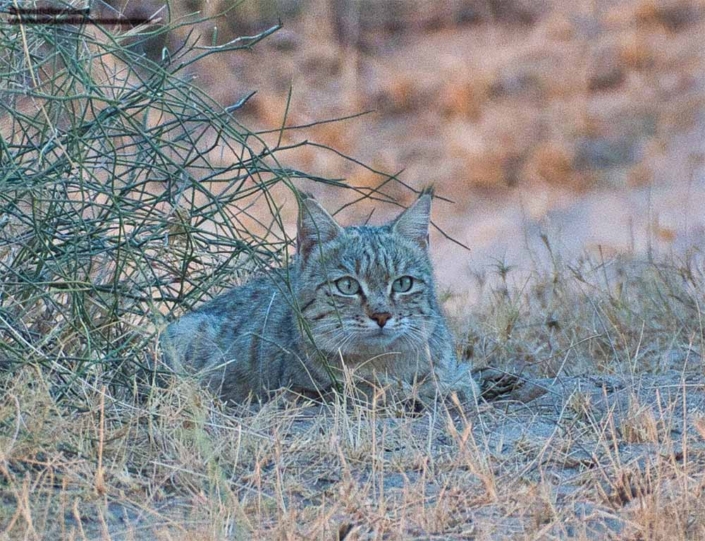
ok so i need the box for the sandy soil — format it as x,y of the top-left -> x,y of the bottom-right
34,368 -> 705,539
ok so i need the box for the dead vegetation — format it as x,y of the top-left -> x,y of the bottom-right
3,236 -> 705,539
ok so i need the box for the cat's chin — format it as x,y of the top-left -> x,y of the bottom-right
325,332 -> 420,357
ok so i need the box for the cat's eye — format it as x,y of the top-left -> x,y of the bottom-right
335,277 -> 360,295
392,276 -> 413,293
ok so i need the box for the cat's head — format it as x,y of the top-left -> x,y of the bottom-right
295,190 -> 442,359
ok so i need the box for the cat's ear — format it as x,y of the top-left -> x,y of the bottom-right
297,195 -> 343,261
391,189 -> 432,249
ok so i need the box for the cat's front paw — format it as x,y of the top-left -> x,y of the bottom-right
440,362 -> 480,405
410,364 -> 480,406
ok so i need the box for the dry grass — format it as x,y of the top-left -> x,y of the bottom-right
463,246 -> 705,378
3,246 -> 705,539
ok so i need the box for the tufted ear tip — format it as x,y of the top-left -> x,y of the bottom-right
297,195 -> 343,261
391,191 -> 432,249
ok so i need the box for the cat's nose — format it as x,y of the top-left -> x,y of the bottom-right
370,312 -> 392,328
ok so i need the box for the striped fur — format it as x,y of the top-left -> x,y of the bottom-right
161,191 -> 479,405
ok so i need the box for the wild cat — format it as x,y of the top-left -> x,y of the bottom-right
160,189 -> 479,405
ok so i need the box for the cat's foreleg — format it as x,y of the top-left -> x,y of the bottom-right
413,360 -> 480,405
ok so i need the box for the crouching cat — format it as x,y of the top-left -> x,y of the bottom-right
160,189 -> 479,406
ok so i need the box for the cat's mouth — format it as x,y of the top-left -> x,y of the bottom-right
315,323 -> 423,356
357,328 -> 405,348
369,327 -> 390,337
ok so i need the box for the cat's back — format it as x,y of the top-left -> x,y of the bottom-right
161,268 -> 297,374
198,268 -> 294,320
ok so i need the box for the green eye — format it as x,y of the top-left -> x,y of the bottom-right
335,277 -> 360,295
392,276 -> 413,293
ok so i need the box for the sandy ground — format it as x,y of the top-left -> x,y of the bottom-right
428,121 -> 705,293
27,366 -> 705,540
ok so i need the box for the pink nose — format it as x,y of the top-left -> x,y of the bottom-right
370,312 -> 392,328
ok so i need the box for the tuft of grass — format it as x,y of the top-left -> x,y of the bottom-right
0,6 -> 392,404
462,241 -> 705,381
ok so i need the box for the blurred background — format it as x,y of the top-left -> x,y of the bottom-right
113,0 -> 705,291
